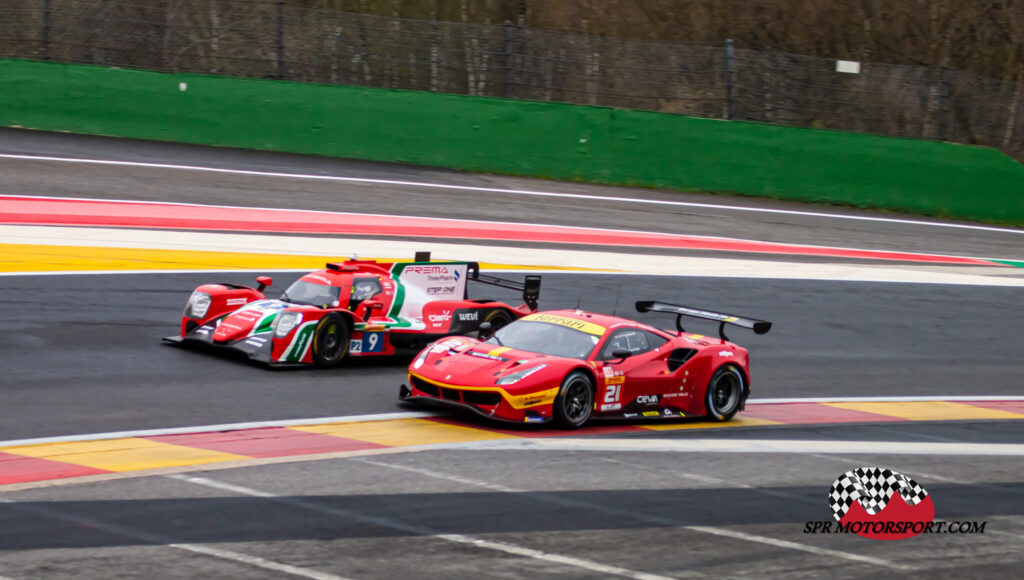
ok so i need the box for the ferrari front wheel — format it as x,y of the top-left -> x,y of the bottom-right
312,314 -> 350,368
705,365 -> 744,422
553,371 -> 594,429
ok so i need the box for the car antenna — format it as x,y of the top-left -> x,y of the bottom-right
575,295 -> 582,311
612,281 -> 624,316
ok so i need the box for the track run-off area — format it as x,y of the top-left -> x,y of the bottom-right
1,128 -> 1023,579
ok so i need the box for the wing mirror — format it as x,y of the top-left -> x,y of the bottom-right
609,349 -> 633,363
365,301 -> 384,311
256,276 -> 273,292
479,321 -> 494,338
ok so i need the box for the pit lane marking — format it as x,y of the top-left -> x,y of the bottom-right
349,458 -> 912,572
168,474 -> 680,580
2,152 -> 1021,236
0,497 -> 352,580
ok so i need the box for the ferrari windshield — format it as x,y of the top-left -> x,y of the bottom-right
486,320 -> 601,359
281,280 -> 341,308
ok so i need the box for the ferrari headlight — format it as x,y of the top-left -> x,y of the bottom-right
187,291 -> 211,318
274,311 -> 303,337
412,348 -> 430,370
496,364 -> 547,385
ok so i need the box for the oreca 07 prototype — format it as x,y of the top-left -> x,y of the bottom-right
163,253 -> 541,367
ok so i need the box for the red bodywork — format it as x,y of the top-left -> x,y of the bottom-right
402,308 -> 764,425
165,257 -> 540,366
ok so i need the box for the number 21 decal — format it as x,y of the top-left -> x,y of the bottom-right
604,384 -> 621,404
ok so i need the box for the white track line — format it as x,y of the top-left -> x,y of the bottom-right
0,497 -> 351,580
170,474 -> 677,580
5,226 -> 1024,286
1,153 -> 1022,236
6,193 -> 1017,264
464,438 -> 1024,457
2,395 -> 1021,449
0,412 -> 434,448
747,395 -> 1024,404
351,458 -> 911,571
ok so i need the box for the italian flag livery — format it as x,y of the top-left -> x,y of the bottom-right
164,253 -> 541,367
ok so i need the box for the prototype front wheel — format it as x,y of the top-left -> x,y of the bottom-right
553,370 -> 594,429
705,365 -> 744,422
312,314 -> 350,368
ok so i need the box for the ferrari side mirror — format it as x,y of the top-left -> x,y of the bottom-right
256,276 -> 272,292
479,321 -> 494,338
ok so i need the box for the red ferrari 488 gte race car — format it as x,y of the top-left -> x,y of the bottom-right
163,252 -> 541,367
400,301 -> 771,428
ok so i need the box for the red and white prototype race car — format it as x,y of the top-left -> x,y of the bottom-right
400,301 -> 771,428
163,253 -> 541,367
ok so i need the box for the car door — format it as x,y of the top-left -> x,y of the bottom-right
595,327 -> 671,415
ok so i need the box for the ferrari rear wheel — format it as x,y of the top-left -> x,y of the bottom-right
312,314 -> 350,368
554,371 -> 594,429
705,365 -> 744,422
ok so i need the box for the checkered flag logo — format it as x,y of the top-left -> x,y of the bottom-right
828,467 -> 929,521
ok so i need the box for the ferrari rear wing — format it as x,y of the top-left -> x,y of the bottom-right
636,300 -> 771,341
468,262 -> 542,311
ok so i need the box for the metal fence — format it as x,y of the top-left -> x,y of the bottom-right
2,0 -> 1022,161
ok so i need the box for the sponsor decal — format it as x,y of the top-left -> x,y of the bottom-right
427,310 -> 452,323
244,337 -> 267,346
662,392 -> 684,399
600,403 -> 622,412
522,313 -> 606,336
364,324 -> 386,331
605,375 -> 626,385
226,297 -> 248,306
431,338 -> 465,354
458,311 -> 479,322
405,265 -> 451,275
718,350 -> 735,357
425,286 -> 457,295
488,346 -> 512,357
305,274 -> 332,284
524,416 -> 545,423
642,411 -> 661,417
635,394 -> 659,405
662,409 -> 680,416
467,351 -> 507,362
623,412 -> 639,418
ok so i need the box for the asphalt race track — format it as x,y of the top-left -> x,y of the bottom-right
1,272 -> 1022,440
1,128 -> 1022,579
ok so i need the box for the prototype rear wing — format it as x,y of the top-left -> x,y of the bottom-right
468,262 -> 542,311
635,300 -> 771,341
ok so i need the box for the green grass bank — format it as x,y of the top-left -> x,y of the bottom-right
2,58 -> 1022,224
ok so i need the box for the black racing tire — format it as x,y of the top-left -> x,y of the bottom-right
553,370 -> 594,429
312,314 -> 350,368
705,365 -> 745,422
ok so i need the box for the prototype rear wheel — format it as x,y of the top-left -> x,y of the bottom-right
312,314 -> 350,368
483,309 -> 513,332
705,365 -> 744,422
553,371 -> 594,429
